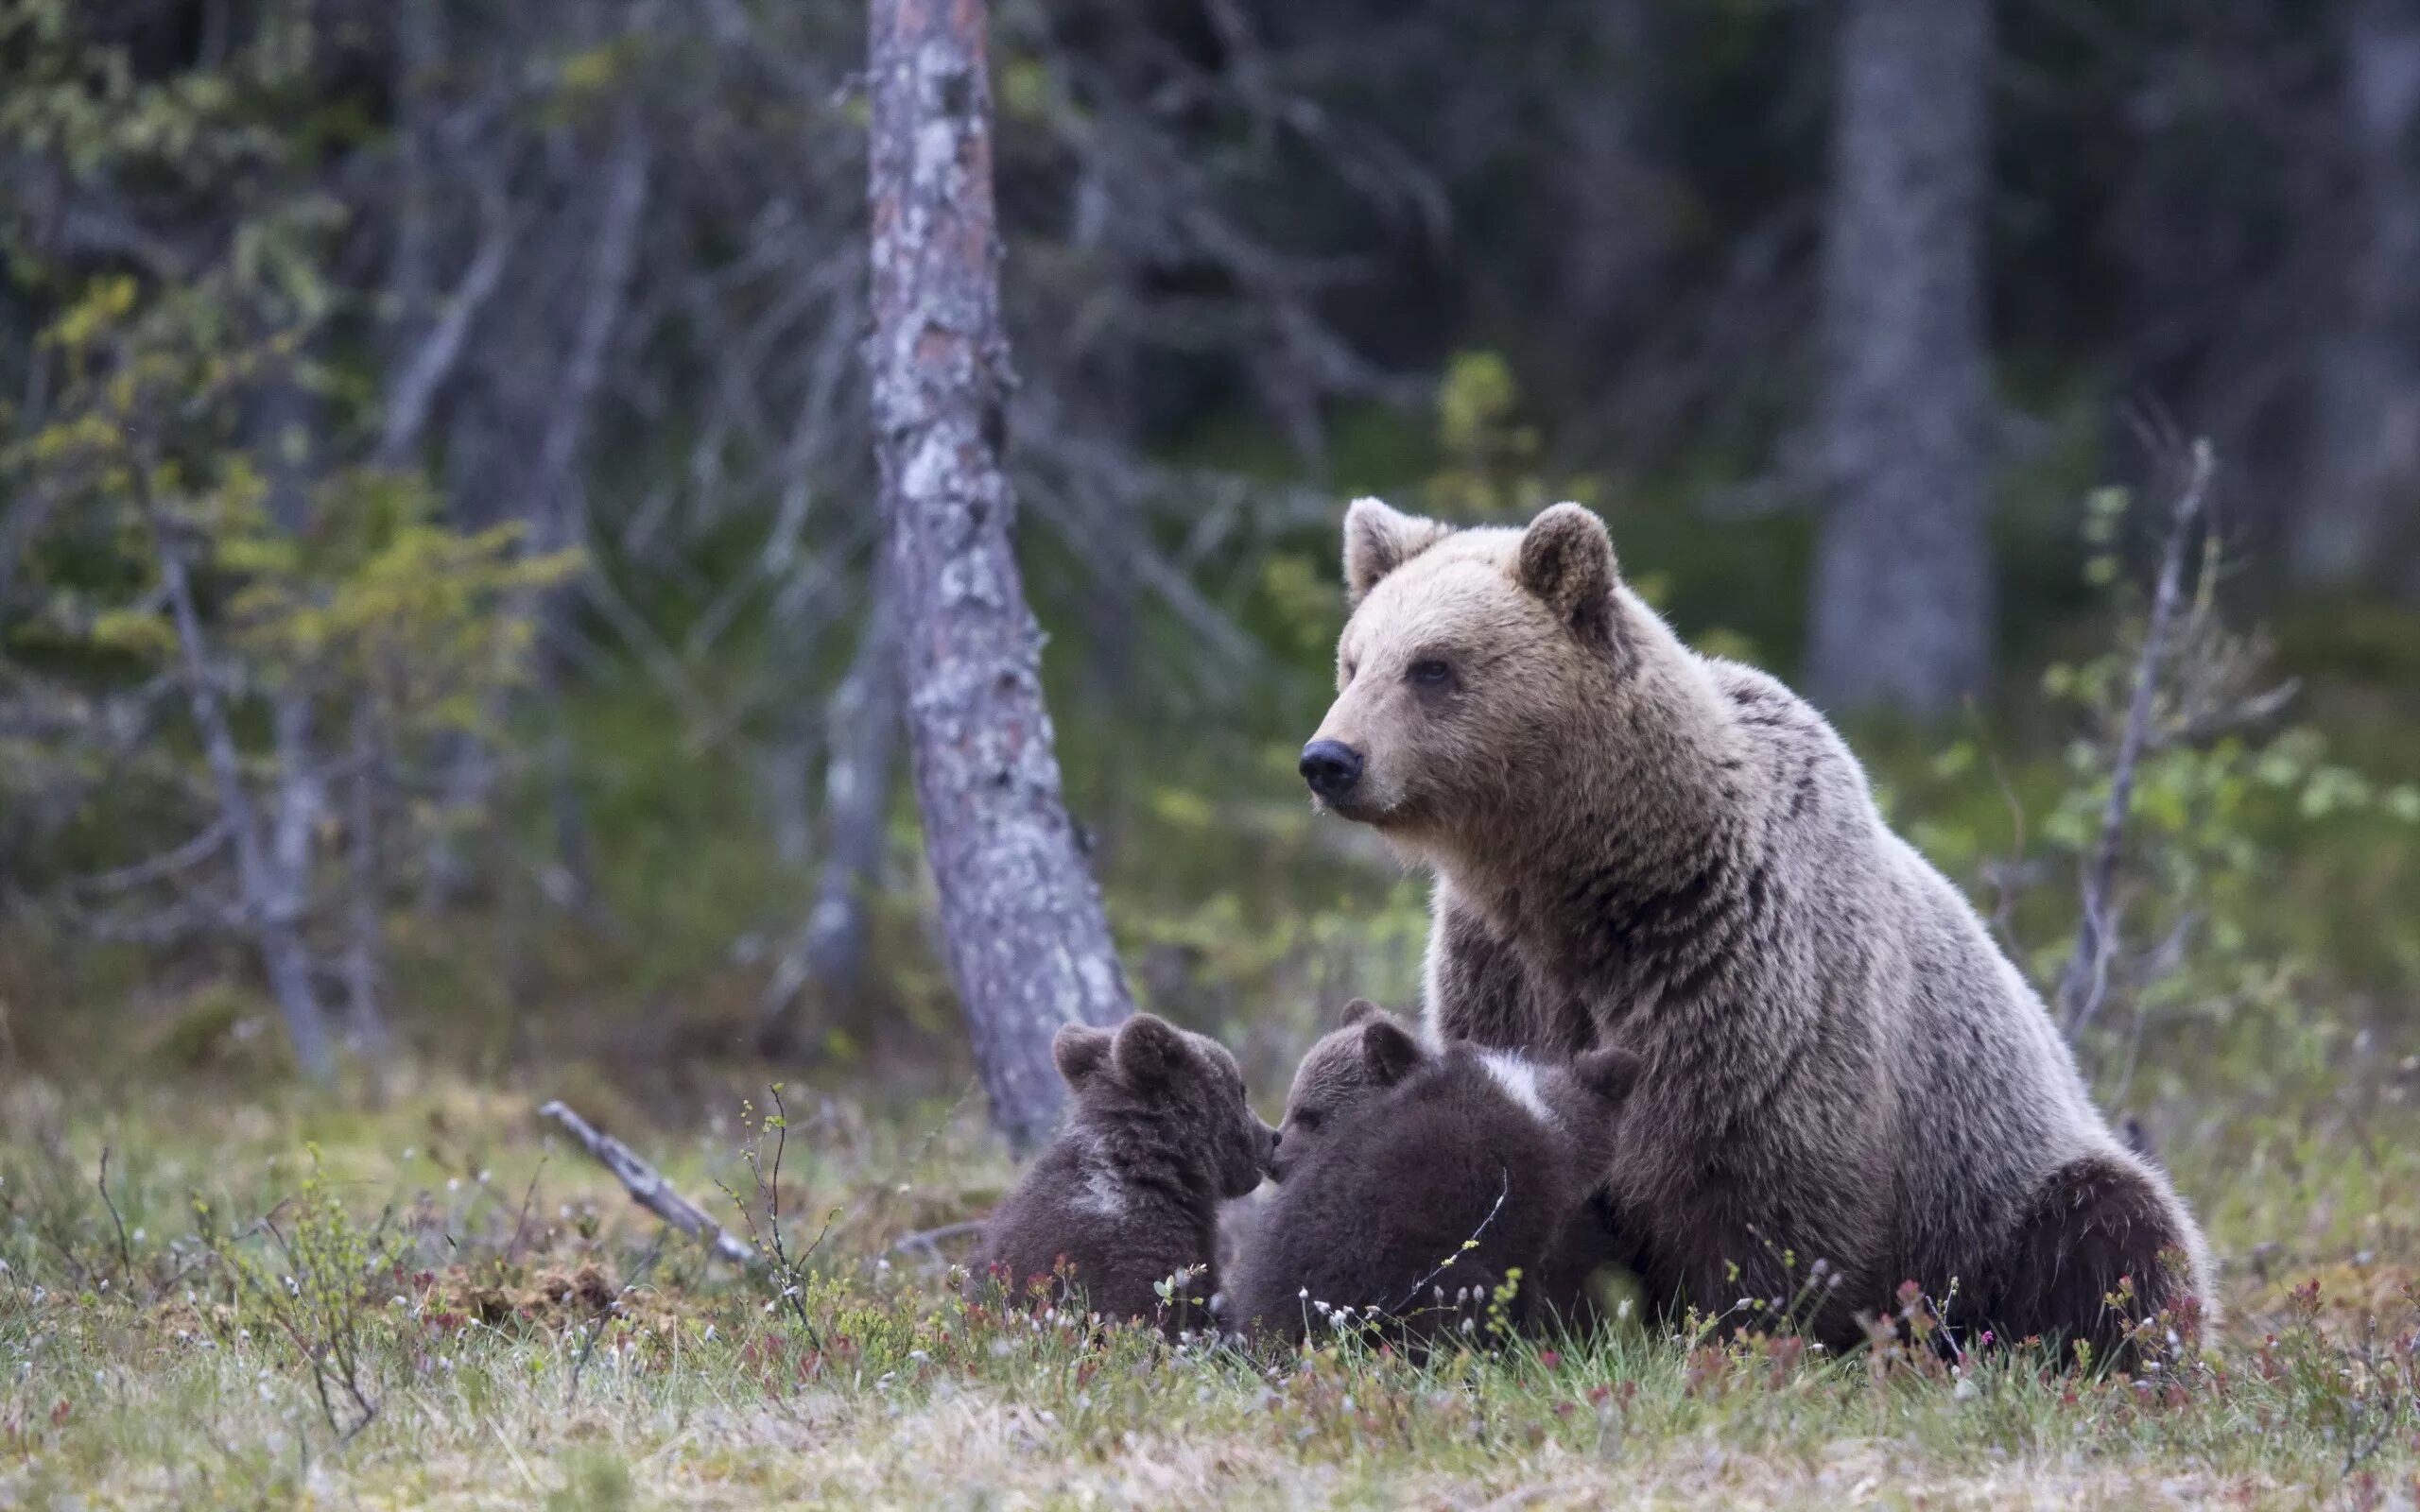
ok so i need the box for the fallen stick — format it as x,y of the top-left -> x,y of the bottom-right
537,1100 -> 757,1267
886,1219 -> 984,1262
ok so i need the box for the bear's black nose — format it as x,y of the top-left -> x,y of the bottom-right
1299,740 -> 1364,800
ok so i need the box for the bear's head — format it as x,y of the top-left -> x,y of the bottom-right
1268,997 -> 1425,1181
1053,1013 -> 1276,1200
1300,498 -> 1639,855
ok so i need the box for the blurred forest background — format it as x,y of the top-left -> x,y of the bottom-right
4,0 -> 2417,1137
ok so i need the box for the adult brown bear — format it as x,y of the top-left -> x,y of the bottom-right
1296,496 -> 2214,1357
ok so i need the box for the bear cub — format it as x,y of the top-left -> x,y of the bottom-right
1227,1001 -> 1640,1348
967,1013 -> 1274,1333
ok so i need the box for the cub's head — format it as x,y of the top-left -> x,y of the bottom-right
1269,998 -> 1425,1181
1053,1014 -> 1275,1199
1300,498 -> 1632,846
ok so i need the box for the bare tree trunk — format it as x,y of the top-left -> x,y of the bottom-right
2292,0 -> 2420,586
867,0 -> 1134,1149
757,573 -> 903,1056
343,705 -> 391,1055
151,524 -> 335,1080
1806,0 -> 1995,716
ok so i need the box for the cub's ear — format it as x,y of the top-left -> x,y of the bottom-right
1570,1045 -> 1644,1104
1112,1013 -> 1185,1088
1361,1019 -> 1424,1088
1337,997 -> 1384,1027
1343,497 -> 1448,607
1515,503 -> 1618,635
1053,1023 -> 1113,1089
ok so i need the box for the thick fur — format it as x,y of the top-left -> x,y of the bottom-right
1307,497 -> 2217,1353
1265,997 -> 1424,1182
967,1015 -> 1275,1332
1228,1032 -> 1639,1349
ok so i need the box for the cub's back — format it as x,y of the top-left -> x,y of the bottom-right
1228,1057 -> 1582,1342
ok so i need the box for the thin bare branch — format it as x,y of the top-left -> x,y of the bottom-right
2057,438 -> 2217,1037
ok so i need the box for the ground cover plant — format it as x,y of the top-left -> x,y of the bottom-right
6,1051 -> 2420,1510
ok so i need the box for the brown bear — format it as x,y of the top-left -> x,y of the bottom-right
1225,1013 -> 1640,1349
966,1013 -> 1274,1334
1296,496 -> 2215,1360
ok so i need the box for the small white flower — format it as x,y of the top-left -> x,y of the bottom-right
1298,1287 -> 1309,1299
1953,1377 -> 1979,1401
1460,1318 -> 1476,1335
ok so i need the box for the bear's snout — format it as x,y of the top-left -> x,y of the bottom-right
1299,740 -> 1364,801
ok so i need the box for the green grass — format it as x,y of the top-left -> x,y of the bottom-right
7,1073 -> 2420,1509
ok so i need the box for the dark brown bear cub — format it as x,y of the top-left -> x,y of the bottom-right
967,1013 -> 1274,1334
1227,1014 -> 1639,1348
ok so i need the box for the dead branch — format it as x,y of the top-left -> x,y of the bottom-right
885,1219 -> 983,1262
2057,438 -> 2216,1037
535,1100 -> 756,1267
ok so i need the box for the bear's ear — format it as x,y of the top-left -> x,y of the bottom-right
1343,497 -> 1448,607
1570,1044 -> 1644,1105
1337,996 -> 1384,1027
1515,503 -> 1618,634
1053,1023 -> 1113,1090
1360,1019 -> 1424,1088
1112,1013 -> 1184,1089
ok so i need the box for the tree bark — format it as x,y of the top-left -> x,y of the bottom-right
2292,0 -> 2420,587
1806,0 -> 1995,716
867,0 -> 1133,1149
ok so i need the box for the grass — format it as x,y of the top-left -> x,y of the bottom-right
6,1069 -> 2420,1509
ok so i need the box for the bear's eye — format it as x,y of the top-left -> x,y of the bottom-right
1293,1108 -> 1323,1133
1408,658 -> 1452,688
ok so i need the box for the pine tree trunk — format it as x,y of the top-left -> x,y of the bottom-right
866,0 -> 1133,1149
2292,0 -> 2420,586
1807,0 -> 1995,716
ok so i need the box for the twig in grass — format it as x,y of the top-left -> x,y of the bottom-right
566,1232 -> 666,1406
536,1100 -> 755,1267
96,1146 -> 133,1294
719,1084 -> 831,1358
504,1153 -> 550,1266
1392,1165 -> 1511,1316
2057,438 -> 2215,1037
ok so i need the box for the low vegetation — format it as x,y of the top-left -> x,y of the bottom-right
4,1063 -> 2420,1509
